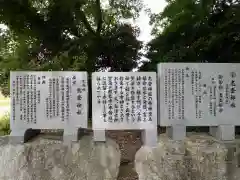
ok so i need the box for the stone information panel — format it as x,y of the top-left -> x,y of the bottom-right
92,72 -> 157,130
10,71 -> 88,131
158,63 -> 240,126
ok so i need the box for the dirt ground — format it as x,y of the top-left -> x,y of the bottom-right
106,130 -> 142,180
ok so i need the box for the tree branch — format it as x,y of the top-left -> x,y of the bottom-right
74,2 -> 97,35
96,0 -> 103,34
78,10 -> 96,35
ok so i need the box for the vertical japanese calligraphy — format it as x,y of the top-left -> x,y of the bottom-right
108,76 -> 113,122
16,76 -> 19,104
136,76 -> 141,122
26,75 -> 29,123
164,69 -> 168,105
76,79 -> 86,115
92,72 -> 157,130
159,63 -> 240,126
142,76 -> 147,122
230,72 -> 236,108
114,76 -> 119,122
30,75 -> 33,123
125,76 -> 130,122
49,78 -> 52,118
148,76 -> 153,121
53,78 -> 56,117
56,78 -> 60,117
96,76 -> 101,104
66,77 -> 70,121
213,78 -> 217,117
10,71 -> 88,130
23,76 -> 26,122
12,79 -> 16,122
163,68 -> 185,120
181,69 -> 185,119
33,75 -> 37,124
130,76 -> 135,122
61,76 -> 65,121
102,76 -> 107,122
218,75 -> 224,113
19,76 -> 23,121
119,76 -> 124,122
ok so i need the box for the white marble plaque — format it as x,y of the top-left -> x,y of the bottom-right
10,71 -> 88,130
92,72 -> 157,130
158,63 -> 240,126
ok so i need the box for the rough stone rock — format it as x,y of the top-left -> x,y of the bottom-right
185,133 -> 231,180
0,134 -> 121,180
232,139 -> 240,180
135,134 -> 186,180
135,133 -> 240,180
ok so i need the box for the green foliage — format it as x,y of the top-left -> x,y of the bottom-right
0,0 -> 144,96
0,113 -> 10,135
141,0 -> 240,71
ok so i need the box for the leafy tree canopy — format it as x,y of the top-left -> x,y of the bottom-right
0,0 -> 145,96
141,0 -> 240,72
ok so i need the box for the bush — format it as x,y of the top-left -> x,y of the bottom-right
0,112 -> 10,135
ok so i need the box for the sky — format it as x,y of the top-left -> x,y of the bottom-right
131,0 -> 167,69
136,0 -> 167,43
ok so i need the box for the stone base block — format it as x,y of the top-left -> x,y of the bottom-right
0,134 -> 121,180
135,133 -> 240,180
185,133 -> 229,180
135,134 -> 186,180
